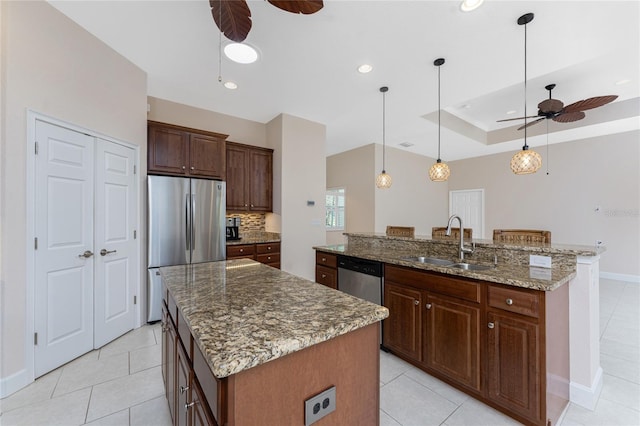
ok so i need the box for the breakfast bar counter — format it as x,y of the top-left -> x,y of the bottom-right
159,259 -> 388,425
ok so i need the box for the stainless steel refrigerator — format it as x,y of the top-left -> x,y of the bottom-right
147,176 -> 226,322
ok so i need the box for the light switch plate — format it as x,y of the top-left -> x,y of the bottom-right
529,254 -> 552,268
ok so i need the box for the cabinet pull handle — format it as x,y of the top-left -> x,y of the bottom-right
185,402 -> 195,411
180,385 -> 190,394
425,303 -> 432,309
505,298 -> 513,306
321,257 -> 326,261
190,166 -> 195,170
267,256 -> 271,260
488,322 -> 495,329
182,166 -> 186,170
239,249 -> 244,252
321,274 -> 326,278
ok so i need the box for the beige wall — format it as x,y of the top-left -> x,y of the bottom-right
374,145 -> 450,235
0,1 -> 147,391
267,114 -> 326,280
147,96 -> 267,147
326,144 -> 376,245
448,130 -> 640,277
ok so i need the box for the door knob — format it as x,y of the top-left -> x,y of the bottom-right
100,249 -> 117,256
78,250 -> 94,258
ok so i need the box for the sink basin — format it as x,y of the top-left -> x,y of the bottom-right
448,263 -> 494,271
402,256 -> 454,266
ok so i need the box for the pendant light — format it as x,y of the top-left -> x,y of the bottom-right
429,58 -> 451,182
510,12 -> 542,175
376,86 -> 392,189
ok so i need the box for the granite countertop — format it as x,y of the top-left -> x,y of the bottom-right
226,231 -> 280,245
160,259 -> 388,379
314,244 -> 576,291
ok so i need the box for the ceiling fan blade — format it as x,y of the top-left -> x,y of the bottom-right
210,0 -> 252,43
268,0 -> 324,14
538,98 -> 564,113
553,111 -> 586,123
562,95 -> 618,113
496,115 -> 540,123
516,117 -> 545,130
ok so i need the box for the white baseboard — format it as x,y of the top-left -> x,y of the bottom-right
570,367 -> 603,410
0,367 -> 32,399
600,271 -> 640,283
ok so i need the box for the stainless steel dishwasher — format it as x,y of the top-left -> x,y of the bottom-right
337,255 -> 384,344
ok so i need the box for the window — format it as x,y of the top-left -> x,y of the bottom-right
325,188 -> 345,230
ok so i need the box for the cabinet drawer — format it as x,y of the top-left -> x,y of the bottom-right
488,285 -> 540,318
257,253 -> 280,265
256,242 -> 280,254
316,265 -> 337,289
385,265 -> 480,304
316,252 -> 337,268
227,244 -> 255,258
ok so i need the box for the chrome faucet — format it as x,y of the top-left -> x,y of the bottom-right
445,214 -> 474,261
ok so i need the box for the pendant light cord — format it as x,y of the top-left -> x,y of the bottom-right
218,0 -> 222,83
382,89 -> 386,172
523,19 -> 528,149
437,63 -> 441,161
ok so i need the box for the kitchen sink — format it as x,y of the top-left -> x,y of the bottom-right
448,262 -> 494,271
402,256 -> 455,266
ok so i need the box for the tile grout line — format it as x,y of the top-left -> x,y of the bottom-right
83,385 -> 94,425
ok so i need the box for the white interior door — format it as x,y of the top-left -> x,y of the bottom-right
34,120 -> 95,377
94,138 -> 136,348
449,189 -> 485,239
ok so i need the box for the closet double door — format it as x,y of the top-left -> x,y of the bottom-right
33,120 -> 138,377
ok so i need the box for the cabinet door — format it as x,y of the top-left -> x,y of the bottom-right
316,265 -> 337,289
189,134 -> 225,179
424,293 -> 480,392
176,341 -> 191,426
487,311 -> 541,423
225,145 -> 249,211
248,149 -> 272,212
191,379 -> 217,426
383,282 -> 422,361
164,313 -> 177,421
148,125 -> 189,175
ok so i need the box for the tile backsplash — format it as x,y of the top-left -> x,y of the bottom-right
226,213 -> 265,232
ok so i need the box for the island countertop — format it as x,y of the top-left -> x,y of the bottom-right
160,259 -> 389,379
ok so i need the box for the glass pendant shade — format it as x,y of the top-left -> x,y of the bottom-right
428,160 -> 450,182
376,171 -> 392,189
510,147 -> 542,174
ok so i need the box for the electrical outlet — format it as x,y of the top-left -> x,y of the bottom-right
529,254 -> 552,268
304,386 -> 336,425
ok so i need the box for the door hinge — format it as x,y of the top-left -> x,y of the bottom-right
34,237 -> 38,250
133,230 -> 137,239
34,332 -> 38,345
35,141 -> 39,155
134,295 -> 137,305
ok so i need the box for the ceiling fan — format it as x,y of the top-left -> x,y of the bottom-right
497,83 -> 618,130
210,0 -> 324,43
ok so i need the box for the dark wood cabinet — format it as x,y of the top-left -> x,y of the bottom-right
226,142 -> 273,212
162,305 -> 177,421
176,341 -> 191,426
227,242 -> 281,269
315,252 -> 337,289
424,293 -> 480,392
383,281 -> 422,361
148,121 -> 226,180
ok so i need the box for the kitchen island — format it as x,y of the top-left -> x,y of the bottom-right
159,259 -> 388,426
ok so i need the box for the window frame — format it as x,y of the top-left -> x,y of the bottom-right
325,187 -> 345,231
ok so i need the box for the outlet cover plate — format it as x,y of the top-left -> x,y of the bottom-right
305,386 -> 336,425
529,254 -> 552,269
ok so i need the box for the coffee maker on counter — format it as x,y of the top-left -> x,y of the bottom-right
226,217 -> 241,241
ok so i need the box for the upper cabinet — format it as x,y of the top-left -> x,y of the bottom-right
148,121 -> 227,180
226,142 -> 273,212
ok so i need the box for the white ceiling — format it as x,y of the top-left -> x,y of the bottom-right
49,0 -> 640,161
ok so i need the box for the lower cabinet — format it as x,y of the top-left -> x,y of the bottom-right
383,264 -> 569,426
227,242 -> 281,269
315,251 -> 338,289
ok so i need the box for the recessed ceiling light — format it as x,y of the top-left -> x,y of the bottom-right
358,64 -> 373,74
506,110 -> 517,115
224,81 -> 238,90
615,78 -> 631,86
460,0 -> 484,12
224,43 -> 258,64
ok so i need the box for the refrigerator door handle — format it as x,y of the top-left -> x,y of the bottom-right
191,195 -> 196,249
185,193 -> 191,251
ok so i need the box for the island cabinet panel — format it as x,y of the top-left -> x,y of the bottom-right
148,121 -> 227,180
162,305 -> 177,421
226,142 -> 273,212
383,281 -> 422,362
424,293 -> 481,393
315,251 -> 338,288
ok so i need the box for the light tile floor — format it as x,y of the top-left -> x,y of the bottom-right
1,278 -> 638,425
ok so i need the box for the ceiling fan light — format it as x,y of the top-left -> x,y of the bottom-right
224,81 -> 238,90
510,148 -> 542,175
376,171 -> 392,189
358,64 -> 373,74
224,43 -> 258,64
429,160 -> 450,182
460,0 -> 484,12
